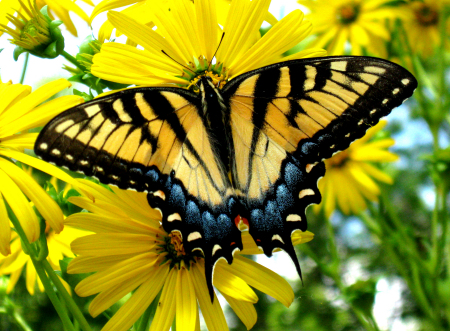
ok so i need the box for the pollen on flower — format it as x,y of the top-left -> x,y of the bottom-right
187,70 -> 228,91
169,232 -> 186,257
414,4 -> 438,26
160,229 -> 203,269
337,3 -> 359,24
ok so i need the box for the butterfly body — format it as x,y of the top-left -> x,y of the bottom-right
35,56 -> 417,301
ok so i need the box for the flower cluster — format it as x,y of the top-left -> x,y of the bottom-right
0,0 -> 440,330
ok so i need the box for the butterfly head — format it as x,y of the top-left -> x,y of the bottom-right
197,75 -> 227,117
188,70 -> 227,92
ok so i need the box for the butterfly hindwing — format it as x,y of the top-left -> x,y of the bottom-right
222,56 -> 417,259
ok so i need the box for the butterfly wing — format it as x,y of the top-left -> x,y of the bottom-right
35,87 -> 243,297
222,56 -> 417,271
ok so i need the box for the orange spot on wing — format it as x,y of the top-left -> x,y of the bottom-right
234,215 -> 249,226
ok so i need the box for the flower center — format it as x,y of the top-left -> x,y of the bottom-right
414,4 -> 438,27
188,70 -> 227,91
326,149 -> 349,168
161,231 -> 203,268
337,3 -> 360,25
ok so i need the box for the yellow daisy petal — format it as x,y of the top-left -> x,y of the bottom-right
89,271 -> 151,317
226,256 -> 294,307
196,0 -> 218,60
341,165 -> 369,213
68,254 -> 137,274
0,133 -> 38,151
217,0 -> 271,67
231,10 -> 312,75
214,262 -> 258,302
0,195 -> 11,256
292,230 -> 315,245
3,95 -> 84,136
334,169 -> 352,214
65,213 -> 157,236
90,0 -> 144,23
281,48 -> 327,61
0,158 -> 64,233
149,267 -> 177,331
75,252 -> 156,296
1,241 -> 27,273
0,79 -> 71,126
0,84 -> 31,116
102,265 -> 169,331
176,265 -> 197,331
359,162 -> 394,184
346,161 -> 381,197
351,146 -> 399,162
191,263 -> 228,331
0,149 -> 76,186
222,292 -> 257,330
322,172 -> 337,218
71,234 -> 157,257
0,167 -> 39,244
6,268 -> 21,293
106,10 -> 183,65
26,260 -> 37,295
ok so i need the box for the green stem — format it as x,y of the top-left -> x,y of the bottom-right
380,192 -> 425,269
324,213 -> 340,273
410,262 -> 442,329
61,51 -> 85,71
367,198 -> 442,328
322,213 -> 380,331
8,216 -> 75,331
12,310 -> 32,331
31,259 -> 76,331
19,52 -> 29,84
42,260 -> 92,331
430,179 -> 442,273
0,299 -> 33,331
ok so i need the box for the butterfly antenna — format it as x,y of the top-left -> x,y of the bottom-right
207,32 -> 225,72
161,50 -> 196,75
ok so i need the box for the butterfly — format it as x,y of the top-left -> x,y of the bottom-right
35,56 -> 417,301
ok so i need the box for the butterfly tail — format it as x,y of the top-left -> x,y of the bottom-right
204,255 -> 216,303
284,242 -> 303,285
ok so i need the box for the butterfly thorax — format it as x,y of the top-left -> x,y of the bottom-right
197,76 -> 231,172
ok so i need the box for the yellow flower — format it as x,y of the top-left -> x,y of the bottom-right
401,0 -> 450,56
314,121 -> 399,218
67,179 -> 314,331
0,78 -> 83,256
91,0 -> 278,45
0,222 -> 89,294
299,0 -> 402,56
0,0 -> 92,38
0,0 -> 55,55
91,0 -> 326,87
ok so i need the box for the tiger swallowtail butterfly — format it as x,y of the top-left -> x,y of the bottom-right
35,56 -> 417,301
